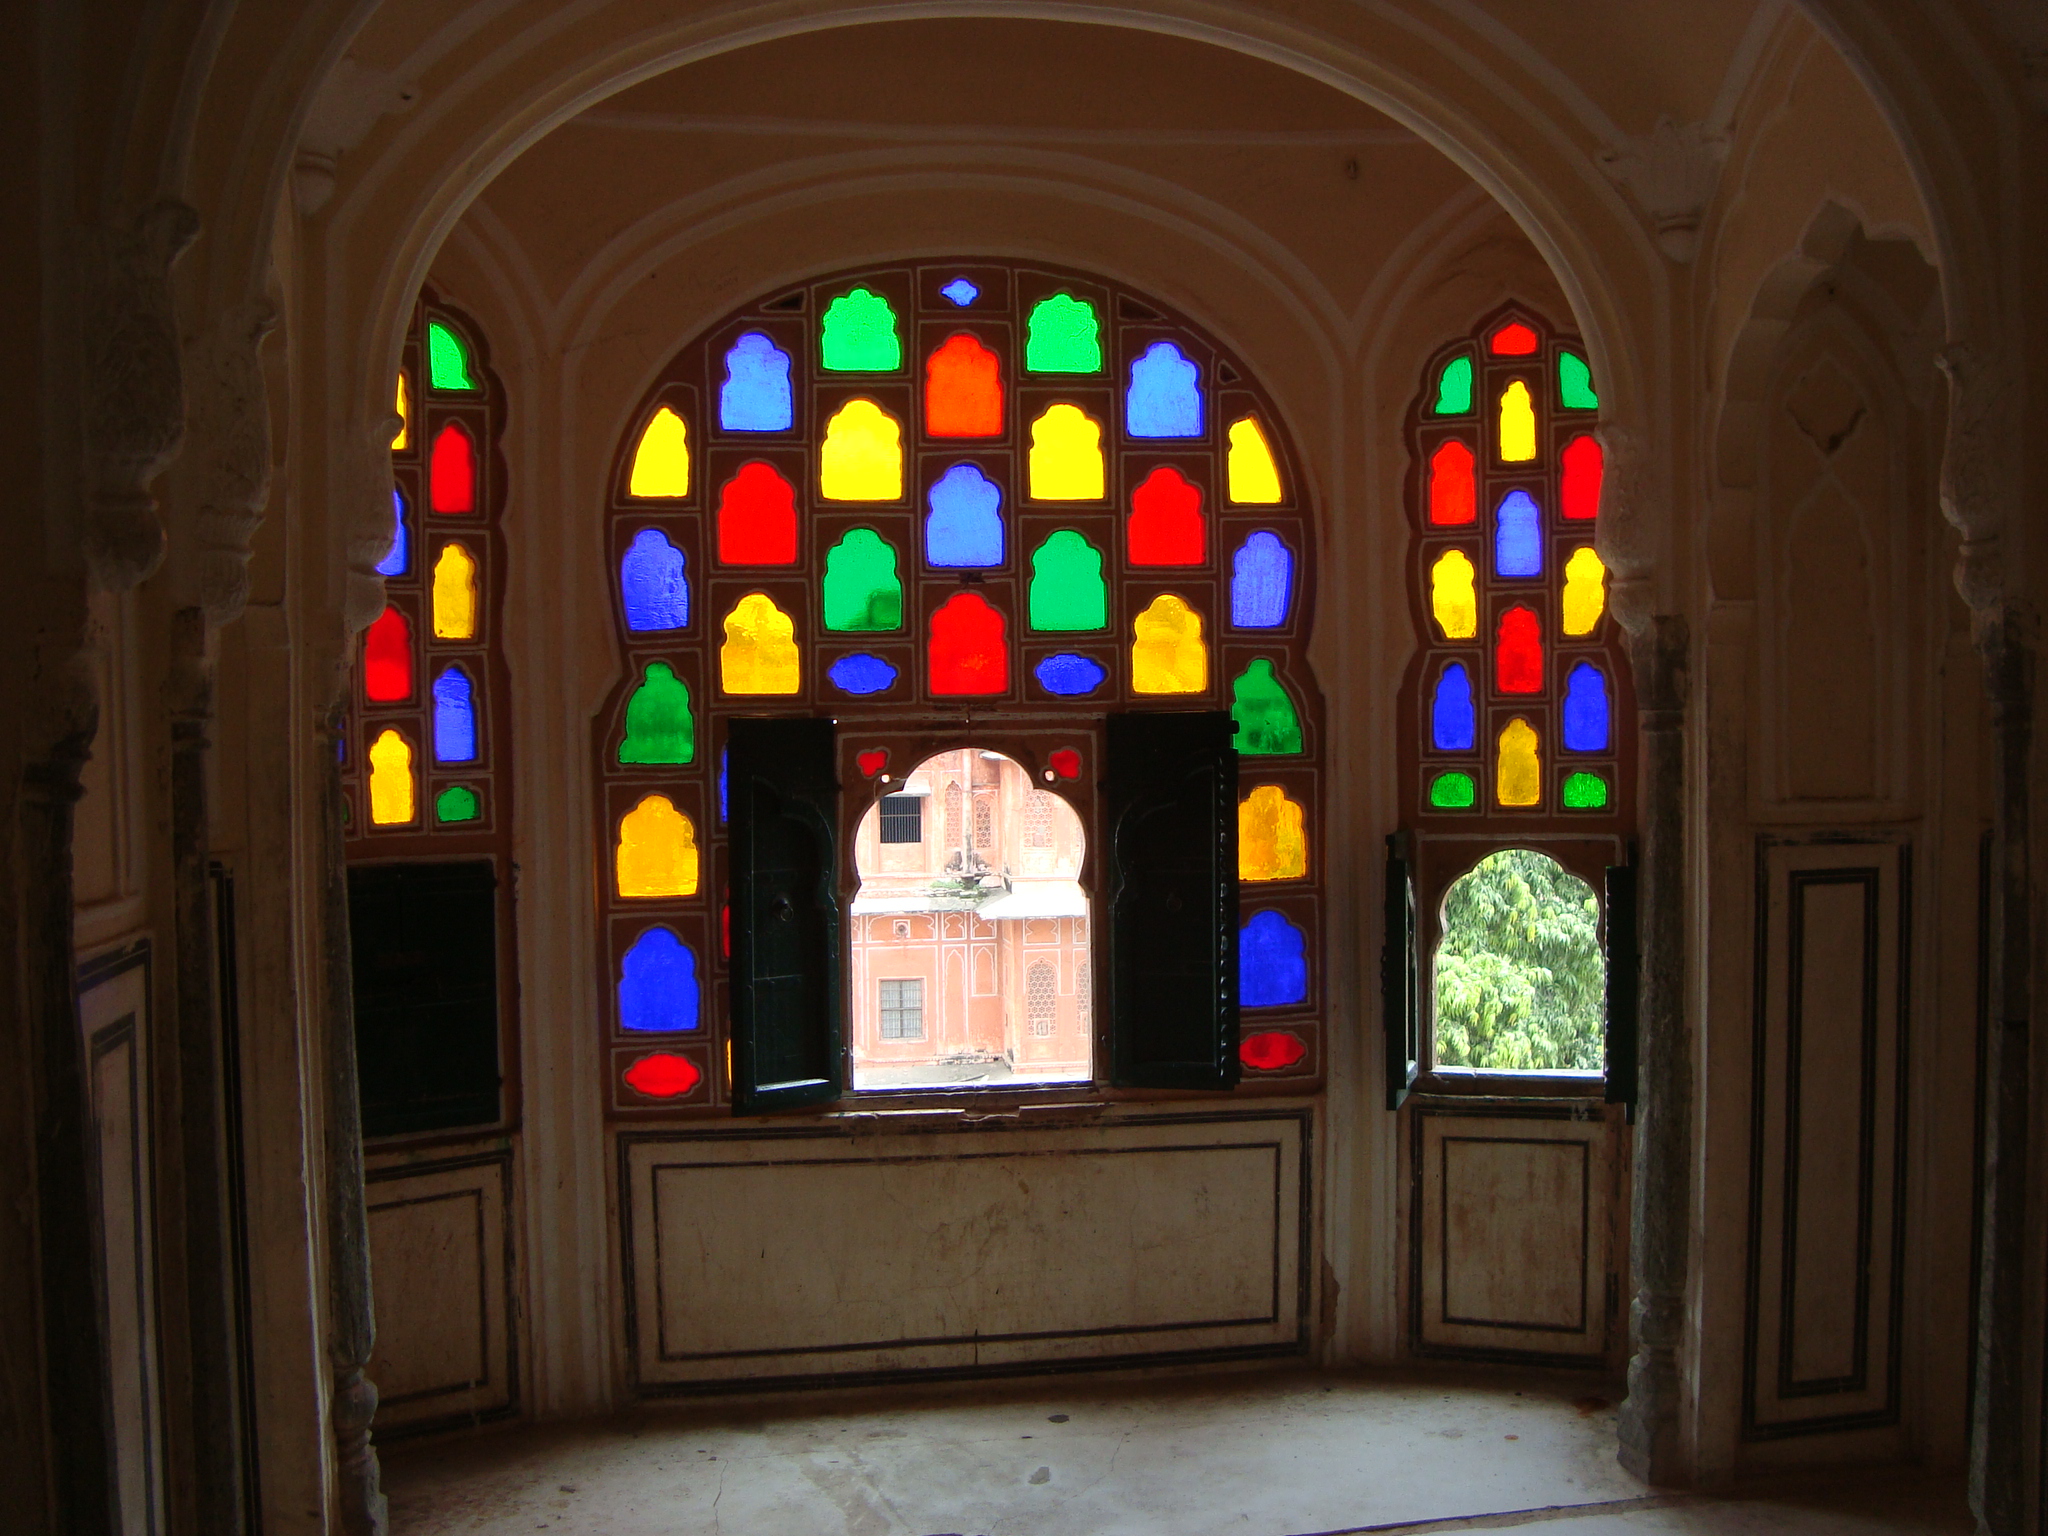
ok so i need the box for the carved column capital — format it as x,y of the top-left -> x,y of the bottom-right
181,297 -> 279,625
1597,118 -> 1728,263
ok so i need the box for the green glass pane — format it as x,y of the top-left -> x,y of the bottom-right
1231,659 -> 1303,755
1432,354 -> 1473,415
1028,530 -> 1106,631
820,288 -> 901,371
821,529 -> 902,632
1026,293 -> 1102,373
435,785 -> 480,823
620,662 -> 695,765
1558,350 -> 1599,410
1562,770 -> 1610,809
427,322 -> 478,391
1428,771 -> 1477,810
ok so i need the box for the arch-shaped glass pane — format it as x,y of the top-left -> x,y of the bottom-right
1562,662 -> 1610,752
822,529 -> 902,631
1240,910 -> 1308,1007
1493,489 -> 1543,578
431,667 -> 477,763
1027,531 -> 1105,631
925,463 -> 1004,567
929,592 -> 1008,695
1126,341 -> 1202,438
376,486 -> 409,576
1431,662 -> 1475,751
1230,531 -> 1293,628
629,406 -> 691,497
618,927 -> 701,1033
719,333 -> 793,431
367,729 -> 415,825
620,662 -> 694,764
621,529 -> 689,631
820,288 -> 901,371
1025,293 -> 1100,372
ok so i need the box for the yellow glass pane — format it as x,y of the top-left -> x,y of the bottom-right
629,406 -> 691,497
367,729 -> 414,825
1239,784 -> 1307,881
1497,717 -> 1541,807
1028,403 -> 1104,500
392,372 -> 409,451
1227,417 -> 1282,504
431,542 -> 477,639
616,794 -> 699,898
719,592 -> 800,694
820,398 -> 903,501
1498,380 -> 1537,463
1131,593 -> 1207,694
1429,549 -> 1478,640
1562,546 -> 1607,636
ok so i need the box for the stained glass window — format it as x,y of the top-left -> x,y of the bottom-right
1029,531 -> 1106,630
717,461 -> 799,564
1028,404 -> 1104,499
820,288 -> 901,371
720,333 -> 793,432
820,399 -> 903,501
619,927 -> 701,1033
430,422 -> 476,513
924,334 -> 1003,437
431,667 -> 476,763
432,542 -> 478,639
364,606 -> 413,702
1128,466 -> 1205,565
926,463 -> 1004,567
427,321 -> 477,390
1230,531 -> 1293,628
822,529 -> 902,631
617,795 -> 699,898
628,407 -> 691,498
1131,594 -> 1206,694
620,662 -> 694,764
929,591 -> 1008,694
621,529 -> 689,632
377,487 -> 409,576
1126,342 -> 1202,438
1026,293 -> 1100,372
1226,418 -> 1282,504
368,729 -> 415,825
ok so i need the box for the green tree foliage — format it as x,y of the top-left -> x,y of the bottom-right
1434,849 -> 1604,1071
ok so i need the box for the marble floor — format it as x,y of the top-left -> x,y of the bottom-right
381,1368 -> 1972,1536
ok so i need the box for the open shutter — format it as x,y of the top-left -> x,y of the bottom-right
1604,861 -> 1639,1119
1106,711 -> 1238,1089
728,717 -> 842,1113
1382,836 -> 1418,1109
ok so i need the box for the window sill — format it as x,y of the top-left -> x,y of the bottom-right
1410,1068 -> 1607,1101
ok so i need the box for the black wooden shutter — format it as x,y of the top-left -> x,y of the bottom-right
1604,861 -> 1639,1119
728,717 -> 842,1113
1106,710 -> 1238,1089
1382,835 -> 1418,1109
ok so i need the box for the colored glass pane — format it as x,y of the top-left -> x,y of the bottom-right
926,463 -> 1004,567
1231,659 -> 1302,755
620,662 -> 694,765
1561,434 -> 1603,520
820,288 -> 900,371
623,1052 -> 700,1098
1241,1031 -> 1307,1071
621,528 -> 689,631
1562,662 -> 1610,752
363,605 -> 412,701
1558,350 -> 1599,410
1429,771 -> 1477,809
718,747 -> 727,824
1227,418 -> 1283,503
929,591 -> 1009,695
1231,531 -> 1292,628
719,333 -> 793,432
616,794 -> 699,898
716,461 -> 799,563
827,654 -> 898,695
1490,320 -> 1539,356
1027,531 -> 1106,630
719,593 -> 799,694
1496,718 -> 1541,807
1126,341 -> 1202,438
1498,381 -> 1537,463
1562,771 -> 1610,809
367,729 -> 415,824
1131,593 -> 1206,694
426,321 -> 477,390
1433,354 -> 1474,415
392,372 -> 409,450
1429,550 -> 1478,640
1431,662 -> 1475,751
429,422 -> 475,512
1240,910 -> 1308,1008
618,927 -> 701,1033
1034,654 -> 1107,696
1028,404 -> 1104,500
1239,785 -> 1307,881
822,528 -> 902,631
1496,606 -> 1543,693
1428,439 -> 1476,526
431,541 -> 477,639
1562,546 -> 1606,635
435,785 -> 479,823
1025,293 -> 1100,372
376,487 -> 408,576
820,399 -> 903,501
924,334 -> 1003,437
431,667 -> 476,763
941,278 -> 979,306
1127,465 -> 1205,565
1493,489 -> 1543,578
628,406 -> 690,497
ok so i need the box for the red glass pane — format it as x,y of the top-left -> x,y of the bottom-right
1496,605 -> 1543,694
363,605 -> 413,702
1561,433 -> 1603,520
1427,439 -> 1476,526
1049,747 -> 1081,780
1127,465 -> 1205,565
429,422 -> 476,513
716,461 -> 798,564
929,591 -> 1009,695
1241,1030 -> 1307,1071
623,1051 -> 701,1098
924,333 -> 1003,437
1489,320 -> 1539,356
720,902 -> 730,959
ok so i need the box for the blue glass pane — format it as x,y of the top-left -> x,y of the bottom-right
375,487 -> 408,576
828,653 -> 899,695
1563,661 -> 1611,752
719,331 -> 794,432
1240,910 -> 1308,1008
1126,341 -> 1202,438
618,927 -> 701,1033
717,745 -> 728,824
1431,663 -> 1476,751
621,528 -> 689,632
1230,531 -> 1293,627
1034,653 -> 1108,696
431,667 -> 476,763
1494,489 -> 1543,578
925,462 -> 1004,567
940,278 -> 979,307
